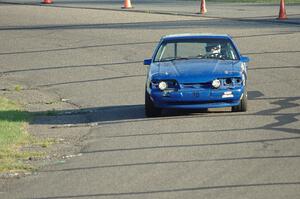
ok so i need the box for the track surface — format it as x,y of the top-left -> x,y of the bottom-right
0,1 -> 300,198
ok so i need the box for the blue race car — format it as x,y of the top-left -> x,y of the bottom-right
144,34 -> 250,117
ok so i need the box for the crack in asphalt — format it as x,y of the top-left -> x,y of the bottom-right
80,136 -> 300,154
28,181 -> 300,199
0,32 -> 299,57
41,155 -> 300,172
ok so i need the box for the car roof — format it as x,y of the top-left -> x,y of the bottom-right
162,33 -> 232,41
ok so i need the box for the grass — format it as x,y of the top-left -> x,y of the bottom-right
0,97 -> 53,173
14,85 -> 22,92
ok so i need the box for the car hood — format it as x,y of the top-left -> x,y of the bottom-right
152,59 -> 242,83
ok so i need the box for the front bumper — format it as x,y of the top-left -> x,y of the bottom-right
150,87 -> 244,109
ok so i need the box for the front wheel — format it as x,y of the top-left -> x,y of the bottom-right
232,91 -> 248,112
145,91 -> 162,117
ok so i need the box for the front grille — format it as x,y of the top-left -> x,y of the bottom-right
181,83 -> 211,89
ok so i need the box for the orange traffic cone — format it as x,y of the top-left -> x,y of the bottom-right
42,0 -> 52,4
122,0 -> 133,9
278,0 -> 287,20
200,0 -> 207,14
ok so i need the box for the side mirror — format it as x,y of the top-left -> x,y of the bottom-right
144,59 -> 152,65
240,56 -> 250,63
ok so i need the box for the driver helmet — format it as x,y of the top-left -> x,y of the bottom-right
206,43 -> 221,54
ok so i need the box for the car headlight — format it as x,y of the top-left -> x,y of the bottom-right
158,81 -> 168,90
212,79 -> 221,88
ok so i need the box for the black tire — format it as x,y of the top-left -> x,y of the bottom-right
145,91 -> 162,117
232,90 -> 248,112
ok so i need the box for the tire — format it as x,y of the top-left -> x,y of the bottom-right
232,90 -> 247,112
145,91 -> 162,117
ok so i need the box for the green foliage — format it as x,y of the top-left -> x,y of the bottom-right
14,85 -> 22,92
0,97 -> 52,172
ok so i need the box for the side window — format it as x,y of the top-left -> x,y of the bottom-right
162,43 -> 175,59
226,43 -> 238,59
155,43 -> 175,61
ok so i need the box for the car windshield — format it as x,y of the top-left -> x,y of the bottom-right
154,38 -> 239,62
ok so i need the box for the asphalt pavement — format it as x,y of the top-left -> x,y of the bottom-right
0,1 -> 300,199
1,0 -> 300,22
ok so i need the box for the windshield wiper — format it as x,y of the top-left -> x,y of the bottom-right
159,57 -> 189,62
186,55 -> 206,59
201,54 -> 228,60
